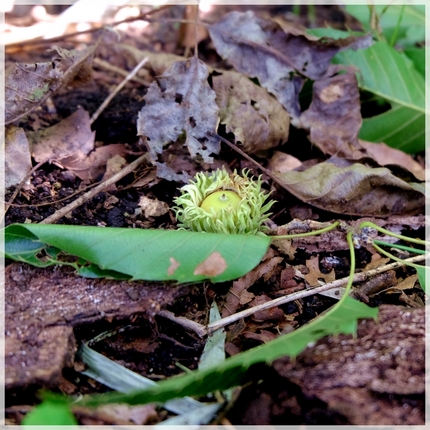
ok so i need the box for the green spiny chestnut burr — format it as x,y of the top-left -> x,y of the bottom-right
173,168 -> 274,235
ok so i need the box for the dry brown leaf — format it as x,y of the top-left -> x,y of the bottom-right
58,144 -> 128,181
5,44 -> 96,125
300,67 -> 363,155
138,196 -> 169,218
5,126 -> 33,188
394,274 -> 418,291
113,44 -> 185,77
243,329 -> 277,343
304,255 -> 336,287
274,158 -> 425,217
222,248 -> 282,317
358,140 -> 425,181
88,404 -> 158,425
267,150 -> 302,173
212,70 -> 289,153
137,56 -> 220,171
363,257 -> 391,271
29,108 -> 95,165
251,295 -> 286,323
208,10 -> 372,118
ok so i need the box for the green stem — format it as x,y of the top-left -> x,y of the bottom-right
371,241 -> 427,271
270,221 -> 340,241
342,231 -> 356,300
389,4 -> 405,47
373,240 -> 427,255
359,221 -> 429,247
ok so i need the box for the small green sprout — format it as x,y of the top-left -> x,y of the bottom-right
173,168 -> 274,235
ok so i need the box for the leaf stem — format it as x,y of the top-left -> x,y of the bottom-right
371,241 -> 427,271
270,221 -> 340,241
359,221 -> 428,247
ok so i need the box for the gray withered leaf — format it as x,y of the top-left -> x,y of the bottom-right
208,10 -> 372,119
137,56 -> 220,164
5,44 -> 96,125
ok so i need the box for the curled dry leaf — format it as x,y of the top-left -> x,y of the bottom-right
358,140 -> 425,181
5,44 -> 96,125
61,144 -> 128,181
137,56 -> 220,166
5,126 -> 32,188
274,159 -> 425,217
212,70 -> 289,153
208,10 -> 372,118
28,108 -> 95,165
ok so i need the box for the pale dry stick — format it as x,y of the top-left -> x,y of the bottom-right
39,153 -> 149,224
157,310 -> 207,337
90,56 -> 149,125
157,254 -> 426,337
93,58 -> 149,86
207,254 -> 426,335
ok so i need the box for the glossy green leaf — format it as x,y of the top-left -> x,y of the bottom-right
308,27 -> 425,153
358,103 -> 425,153
404,47 -> 425,76
4,224 -> 271,283
22,399 -> 78,426
334,41 -> 425,153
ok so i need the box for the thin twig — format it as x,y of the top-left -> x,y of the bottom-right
215,133 -> 290,192
90,56 -> 149,125
158,254 -> 426,338
93,58 -> 149,86
158,310 -> 207,338
206,254 -> 426,334
5,5 -> 172,50
39,153 -> 149,224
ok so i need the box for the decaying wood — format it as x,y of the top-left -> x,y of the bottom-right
5,262 -> 186,392
230,305 -> 424,425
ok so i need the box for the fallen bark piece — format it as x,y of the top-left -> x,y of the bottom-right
229,304 -> 424,425
5,263 -> 183,392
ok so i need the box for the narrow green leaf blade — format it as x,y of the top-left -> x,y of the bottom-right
416,266 -> 427,293
4,224 -> 271,283
76,297 -> 378,407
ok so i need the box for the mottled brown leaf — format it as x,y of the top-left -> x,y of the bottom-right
28,108 -> 95,165
137,56 -> 220,166
300,67 -> 363,155
5,44 -> 96,125
274,159 -> 425,217
5,126 -> 32,188
208,10 -> 372,118
212,70 -> 289,153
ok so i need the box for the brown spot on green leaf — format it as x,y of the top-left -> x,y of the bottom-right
168,257 -> 180,276
193,251 -> 227,277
